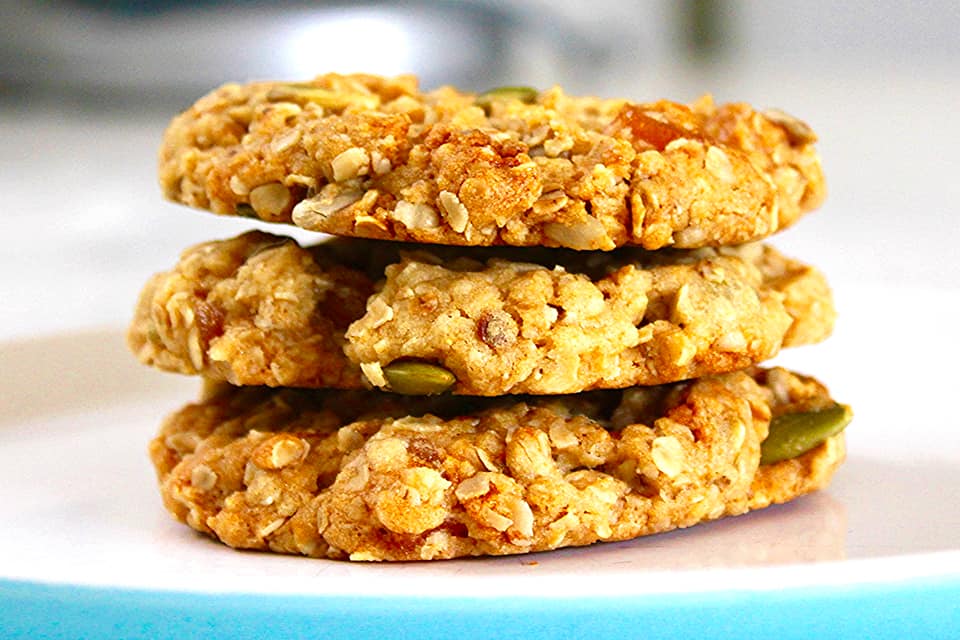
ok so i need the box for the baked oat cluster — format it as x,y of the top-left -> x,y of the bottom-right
161,75 -> 823,251
132,73 -> 850,561
130,231 -> 834,394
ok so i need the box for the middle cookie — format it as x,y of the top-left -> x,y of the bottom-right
129,231 -> 834,395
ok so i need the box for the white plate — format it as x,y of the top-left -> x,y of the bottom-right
1,314 -> 959,639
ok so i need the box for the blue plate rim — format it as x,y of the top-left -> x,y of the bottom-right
2,573 -> 959,640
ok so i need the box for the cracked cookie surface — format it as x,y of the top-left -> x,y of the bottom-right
128,231 -> 374,389
150,367 -> 847,561
160,73 -> 825,251
128,231 -> 834,394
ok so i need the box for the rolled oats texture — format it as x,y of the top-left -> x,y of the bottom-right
150,366 -> 847,561
128,231 -> 835,395
159,73 -> 825,251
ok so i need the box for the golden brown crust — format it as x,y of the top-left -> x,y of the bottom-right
159,74 -> 825,251
150,367 -> 846,561
128,232 -> 834,394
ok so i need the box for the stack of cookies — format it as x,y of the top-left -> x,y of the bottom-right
130,74 -> 851,561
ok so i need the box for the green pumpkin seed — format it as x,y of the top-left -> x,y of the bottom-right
383,361 -> 456,395
235,203 -> 258,218
475,86 -> 538,112
760,403 -> 853,465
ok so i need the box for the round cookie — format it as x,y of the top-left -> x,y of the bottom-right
160,73 -> 825,251
150,367 -> 849,561
128,231 -> 835,395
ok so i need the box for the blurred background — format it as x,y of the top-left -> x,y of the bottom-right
4,2 -> 960,588
1,0 -> 959,339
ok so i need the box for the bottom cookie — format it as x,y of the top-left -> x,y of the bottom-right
150,367 -> 849,561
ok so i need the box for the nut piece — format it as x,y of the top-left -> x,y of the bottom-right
374,467 -> 451,534
506,428 -> 555,482
532,190 -> 568,216
252,434 -> 310,470
229,175 -> 250,196
331,147 -> 370,182
716,330 -> 747,352
455,474 -> 493,501
543,217 -> 609,250
370,150 -> 392,175
392,200 -> 440,230
270,129 -> 302,154
382,360 -> 456,395
292,189 -> 363,228
438,190 -> 470,233
257,518 -> 287,538
705,146 -> 736,184
365,297 -> 395,329
651,435 -> 686,478
760,403 -> 853,465
249,182 -> 292,219
360,361 -> 387,388
506,495 -> 535,539
190,464 -> 218,491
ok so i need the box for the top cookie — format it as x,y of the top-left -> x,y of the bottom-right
160,73 -> 825,251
